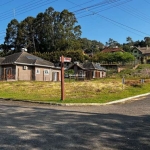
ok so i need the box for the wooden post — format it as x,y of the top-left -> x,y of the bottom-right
122,77 -> 125,90
18,68 -> 19,80
61,56 -> 65,100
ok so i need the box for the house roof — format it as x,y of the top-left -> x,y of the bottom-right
0,57 -> 5,63
101,47 -> 124,53
133,46 -> 150,55
68,62 -> 106,71
0,51 -> 55,67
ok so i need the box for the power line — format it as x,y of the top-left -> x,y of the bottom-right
66,0 -> 95,10
0,0 -> 14,7
73,0 -> 123,14
0,0 -> 37,15
117,4 -> 150,24
1,0 -> 149,44
0,0 -> 57,20
0,0 -> 58,21
74,0 -> 132,15
66,0 -> 150,37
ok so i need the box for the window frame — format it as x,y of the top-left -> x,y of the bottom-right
44,69 -> 49,75
36,68 -> 40,74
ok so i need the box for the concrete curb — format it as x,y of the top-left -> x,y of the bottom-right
57,93 -> 150,106
105,92 -> 150,105
1,92 -> 150,106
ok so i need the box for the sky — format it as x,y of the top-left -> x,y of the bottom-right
0,0 -> 150,45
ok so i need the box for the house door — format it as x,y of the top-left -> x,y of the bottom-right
52,72 -> 59,81
86,71 -> 92,80
4,68 -> 12,79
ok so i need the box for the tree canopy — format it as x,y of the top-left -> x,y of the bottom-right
2,5 -> 150,64
4,7 -> 82,53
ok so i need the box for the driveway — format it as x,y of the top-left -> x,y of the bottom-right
0,96 -> 150,150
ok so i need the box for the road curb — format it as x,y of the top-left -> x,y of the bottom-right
1,93 -> 150,106
105,93 -> 150,105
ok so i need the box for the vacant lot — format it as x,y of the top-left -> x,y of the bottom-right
0,78 -> 150,103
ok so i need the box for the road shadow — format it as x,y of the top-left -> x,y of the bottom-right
0,105 -> 150,150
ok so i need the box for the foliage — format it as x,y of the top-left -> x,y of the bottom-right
81,38 -> 104,53
4,7 -> 82,53
105,38 -> 121,47
95,52 -> 134,64
136,64 -> 150,70
32,49 -> 84,63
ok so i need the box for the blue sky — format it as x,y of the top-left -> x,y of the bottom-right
0,0 -> 150,45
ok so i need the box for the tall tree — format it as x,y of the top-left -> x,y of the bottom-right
105,38 -> 119,47
144,37 -> 150,46
19,16 -> 35,52
126,36 -> 133,48
57,9 -> 81,51
4,19 -> 19,52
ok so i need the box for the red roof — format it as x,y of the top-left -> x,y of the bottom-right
101,48 -> 124,53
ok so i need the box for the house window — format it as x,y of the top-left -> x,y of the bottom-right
79,70 -> 83,75
36,69 -> 40,74
44,69 -> 49,75
134,50 -> 137,53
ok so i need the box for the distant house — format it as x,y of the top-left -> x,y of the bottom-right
131,46 -> 150,63
0,51 -> 61,81
67,62 -> 106,80
101,47 -> 124,53
99,47 -> 125,72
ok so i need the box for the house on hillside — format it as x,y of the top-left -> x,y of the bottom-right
101,47 -> 124,53
99,47 -> 125,72
131,46 -> 150,63
0,51 -> 61,81
67,62 -> 106,80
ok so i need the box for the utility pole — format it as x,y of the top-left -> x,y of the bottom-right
61,56 -> 65,100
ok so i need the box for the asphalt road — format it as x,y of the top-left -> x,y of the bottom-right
0,96 -> 150,150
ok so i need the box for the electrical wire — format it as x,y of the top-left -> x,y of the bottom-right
0,0 -> 58,21
0,0 -> 14,7
66,0 -> 150,37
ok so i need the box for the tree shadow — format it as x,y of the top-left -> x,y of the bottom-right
0,104 -> 150,150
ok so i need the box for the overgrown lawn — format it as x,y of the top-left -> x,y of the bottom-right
0,79 -> 150,103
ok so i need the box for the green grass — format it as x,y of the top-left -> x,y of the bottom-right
0,79 -> 150,103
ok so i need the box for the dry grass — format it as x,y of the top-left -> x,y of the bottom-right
0,79 -> 149,103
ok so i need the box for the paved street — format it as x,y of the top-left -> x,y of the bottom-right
0,96 -> 150,150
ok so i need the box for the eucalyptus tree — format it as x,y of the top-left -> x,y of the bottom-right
4,6 -> 82,53
34,7 -> 82,52
19,16 -> 35,52
144,37 -> 150,46
34,12 -> 51,52
105,38 -> 118,47
126,36 -> 133,47
57,9 -> 81,51
4,19 -> 19,52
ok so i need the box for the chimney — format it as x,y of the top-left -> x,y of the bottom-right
74,61 -> 79,65
146,45 -> 148,50
21,48 -> 27,52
